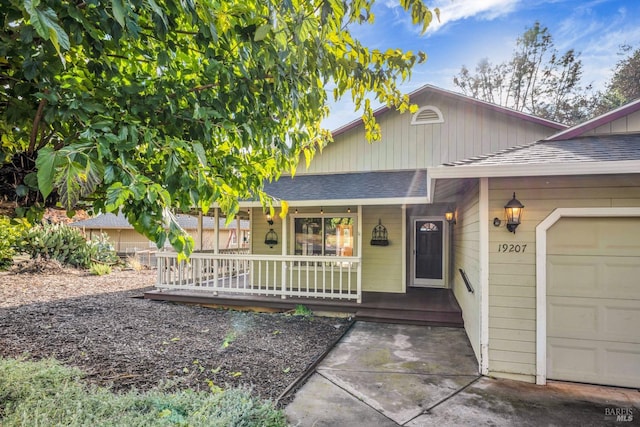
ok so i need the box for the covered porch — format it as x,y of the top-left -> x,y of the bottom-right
144,286 -> 464,327
145,170 -> 465,325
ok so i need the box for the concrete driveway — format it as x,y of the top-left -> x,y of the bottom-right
285,322 -> 640,426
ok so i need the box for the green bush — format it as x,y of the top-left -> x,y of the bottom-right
18,222 -> 92,268
17,224 -> 118,269
0,357 -> 287,427
89,263 -> 112,276
88,233 -> 119,265
0,216 -> 28,271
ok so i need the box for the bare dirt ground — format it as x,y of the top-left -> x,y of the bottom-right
0,261 -> 351,403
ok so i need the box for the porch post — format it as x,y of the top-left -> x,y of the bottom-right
213,207 -> 219,295
235,215 -> 241,249
213,208 -> 220,255
281,208 -> 288,299
357,205 -> 363,303
197,211 -> 203,251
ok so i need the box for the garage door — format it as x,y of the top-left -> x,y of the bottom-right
547,217 -> 640,388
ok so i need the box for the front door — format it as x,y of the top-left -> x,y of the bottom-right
412,218 -> 445,287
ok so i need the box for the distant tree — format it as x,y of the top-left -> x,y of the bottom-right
591,45 -> 640,115
0,0 -> 438,256
453,22 -> 590,125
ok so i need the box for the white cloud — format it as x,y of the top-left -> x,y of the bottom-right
378,0 -> 520,35
425,0 -> 520,33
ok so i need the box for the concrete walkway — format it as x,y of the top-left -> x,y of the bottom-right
285,322 -> 640,426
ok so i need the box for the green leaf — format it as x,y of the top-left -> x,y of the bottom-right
36,146 -> 57,200
111,0 -> 126,28
254,24 -> 270,41
192,142 -> 207,167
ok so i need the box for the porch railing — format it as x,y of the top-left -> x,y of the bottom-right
156,252 -> 362,302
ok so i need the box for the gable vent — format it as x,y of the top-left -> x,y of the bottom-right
411,105 -> 444,125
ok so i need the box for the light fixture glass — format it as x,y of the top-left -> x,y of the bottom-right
504,192 -> 524,233
445,207 -> 456,224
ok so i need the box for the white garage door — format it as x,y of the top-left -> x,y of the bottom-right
547,217 -> 640,388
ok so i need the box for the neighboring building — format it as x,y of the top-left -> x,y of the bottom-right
148,84 -> 640,390
70,212 -> 250,253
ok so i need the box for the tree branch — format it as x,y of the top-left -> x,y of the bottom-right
28,96 -> 48,155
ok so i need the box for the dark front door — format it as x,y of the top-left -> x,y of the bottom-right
413,219 -> 444,287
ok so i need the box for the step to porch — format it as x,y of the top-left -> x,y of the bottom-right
144,287 -> 463,328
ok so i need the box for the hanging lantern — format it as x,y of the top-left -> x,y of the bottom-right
370,219 -> 389,246
264,215 -> 278,247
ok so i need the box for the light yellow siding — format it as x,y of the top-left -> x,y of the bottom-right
361,205 -> 404,292
451,180 -> 481,360
251,208 -> 283,256
301,91 -> 559,175
487,174 -> 640,382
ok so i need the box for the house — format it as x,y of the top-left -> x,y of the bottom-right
146,84 -> 640,390
70,212 -> 250,253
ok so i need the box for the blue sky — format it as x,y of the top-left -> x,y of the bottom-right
324,0 -> 640,129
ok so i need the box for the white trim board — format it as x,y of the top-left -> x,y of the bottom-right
429,160 -> 640,180
479,177 -> 490,375
535,207 -> 640,385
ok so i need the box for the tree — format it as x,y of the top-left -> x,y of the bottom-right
1,0 -> 438,256
453,22 -> 590,124
591,45 -> 640,115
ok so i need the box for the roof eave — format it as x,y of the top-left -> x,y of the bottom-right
428,160 -> 640,180
234,196 -> 430,208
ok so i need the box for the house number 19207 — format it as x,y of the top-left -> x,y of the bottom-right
498,243 -> 527,253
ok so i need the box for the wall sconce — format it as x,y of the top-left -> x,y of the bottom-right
264,214 -> 278,248
504,192 -> 524,233
445,207 -> 456,225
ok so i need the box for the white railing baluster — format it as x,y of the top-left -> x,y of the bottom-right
155,253 -> 361,302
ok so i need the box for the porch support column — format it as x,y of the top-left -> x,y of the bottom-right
214,207 -> 219,255
196,211 -> 203,251
236,215 -> 241,249
401,205 -> 406,290
357,205 -> 363,303
281,207 -> 288,299
479,177 -> 490,375
213,207 -> 220,295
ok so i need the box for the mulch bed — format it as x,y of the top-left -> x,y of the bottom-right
0,261 -> 351,403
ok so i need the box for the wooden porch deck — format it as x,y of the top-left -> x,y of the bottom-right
144,287 -> 464,327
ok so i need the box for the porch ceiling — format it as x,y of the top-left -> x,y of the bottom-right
432,178 -> 477,202
262,170 -> 429,205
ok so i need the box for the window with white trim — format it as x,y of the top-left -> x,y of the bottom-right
293,215 -> 355,257
411,105 -> 444,125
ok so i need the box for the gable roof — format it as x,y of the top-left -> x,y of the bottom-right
546,98 -> 640,141
69,212 -> 249,230
331,84 -> 568,137
429,98 -> 640,180
263,170 -> 428,205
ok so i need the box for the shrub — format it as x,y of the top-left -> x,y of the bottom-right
0,357 -> 287,427
0,217 -> 28,271
89,263 -> 112,276
87,233 -> 119,265
18,222 -> 91,268
126,255 -> 145,271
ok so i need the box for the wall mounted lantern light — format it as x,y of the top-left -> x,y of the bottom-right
504,192 -> 524,233
264,214 -> 279,248
445,207 -> 456,225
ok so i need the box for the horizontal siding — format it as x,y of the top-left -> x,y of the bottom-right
452,181 -> 481,361
487,173 -> 640,380
362,205 -> 403,292
300,91 -> 559,175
